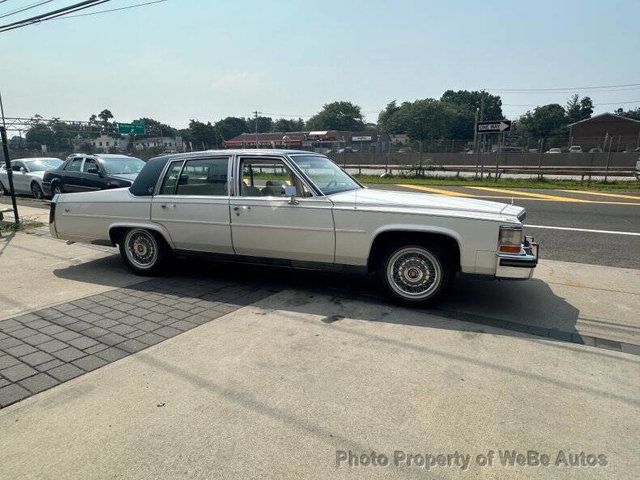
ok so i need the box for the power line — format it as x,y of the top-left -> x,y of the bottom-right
0,0 -> 110,33
0,0 -> 54,20
52,0 -> 167,20
486,82 -> 640,92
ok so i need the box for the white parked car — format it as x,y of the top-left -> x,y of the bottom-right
0,157 -> 63,199
49,150 -> 538,304
568,145 -> 583,153
545,148 -> 562,154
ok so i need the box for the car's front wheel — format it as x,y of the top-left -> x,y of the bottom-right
119,228 -> 167,275
0,182 -> 6,196
378,242 -> 453,305
31,182 -> 44,200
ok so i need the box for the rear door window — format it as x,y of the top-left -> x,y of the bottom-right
159,161 -> 184,195
65,158 -> 83,171
175,158 -> 229,196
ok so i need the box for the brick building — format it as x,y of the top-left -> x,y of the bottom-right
568,113 -> 640,151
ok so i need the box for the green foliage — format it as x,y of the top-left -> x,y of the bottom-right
184,120 -> 221,149
305,101 -> 365,131
271,117 -> 305,132
565,94 -> 593,124
378,98 -> 473,141
246,116 -> 273,133
134,117 -> 177,138
440,90 -> 503,120
615,107 -> 640,121
214,117 -> 248,140
517,104 -> 567,139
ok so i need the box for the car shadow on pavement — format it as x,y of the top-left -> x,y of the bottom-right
51,252 -> 602,353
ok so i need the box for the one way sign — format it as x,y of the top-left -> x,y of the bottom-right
476,120 -> 511,134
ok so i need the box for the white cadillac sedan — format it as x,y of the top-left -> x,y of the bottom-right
0,157 -> 63,199
49,150 -> 538,304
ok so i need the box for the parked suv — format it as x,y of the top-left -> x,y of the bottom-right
43,154 -> 145,196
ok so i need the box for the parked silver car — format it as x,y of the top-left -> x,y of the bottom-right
0,157 -> 63,199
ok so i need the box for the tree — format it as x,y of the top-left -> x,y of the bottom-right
214,117 -> 248,140
306,101 -> 365,131
246,116 -> 273,133
615,107 -> 640,121
97,109 -> 114,127
440,90 -> 503,120
377,98 -> 471,140
25,123 -> 55,150
134,117 -> 177,138
565,94 -> 593,124
186,120 -> 221,149
517,104 -> 567,139
271,118 -> 305,132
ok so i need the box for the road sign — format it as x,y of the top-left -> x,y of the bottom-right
476,120 -> 511,134
117,122 -> 145,135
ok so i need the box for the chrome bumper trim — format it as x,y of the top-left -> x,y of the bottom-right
495,237 -> 538,279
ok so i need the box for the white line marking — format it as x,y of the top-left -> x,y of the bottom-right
526,224 -> 640,236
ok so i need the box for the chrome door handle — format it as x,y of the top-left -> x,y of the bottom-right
233,205 -> 250,215
161,204 -> 176,209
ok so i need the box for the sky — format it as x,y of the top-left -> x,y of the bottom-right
1,0 -> 639,129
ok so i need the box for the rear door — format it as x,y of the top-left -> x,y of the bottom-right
62,158 -> 84,192
151,156 -> 233,253
11,161 -> 30,193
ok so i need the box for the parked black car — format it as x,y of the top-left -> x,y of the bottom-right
43,154 -> 146,196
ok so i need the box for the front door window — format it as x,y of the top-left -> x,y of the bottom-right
239,158 -> 311,198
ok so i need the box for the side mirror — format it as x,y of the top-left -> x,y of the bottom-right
284,185 -> 298,205
87,167 -> 99,175
20,167 -> 27,174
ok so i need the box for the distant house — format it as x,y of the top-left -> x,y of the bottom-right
133,136 -> 183,152
91,134 -> 129,152
569,113 -> 640,151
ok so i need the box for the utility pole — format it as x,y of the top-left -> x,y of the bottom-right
0,89 -> 19,225
253,110 -> 259,148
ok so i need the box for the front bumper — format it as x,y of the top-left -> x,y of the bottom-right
495,236 -> 539,279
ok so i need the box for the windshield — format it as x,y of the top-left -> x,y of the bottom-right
288,155 -> 361,195
101,157 -> 145,175
24,158 -> 63,172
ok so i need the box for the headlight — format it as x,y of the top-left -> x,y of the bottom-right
498,226 -> 523,254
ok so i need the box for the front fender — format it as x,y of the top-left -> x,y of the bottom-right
368,223 -> 464,258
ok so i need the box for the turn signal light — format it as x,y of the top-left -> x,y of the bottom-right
498,226 -> 523,254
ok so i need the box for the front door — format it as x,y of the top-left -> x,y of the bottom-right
229,156 -> 335,263
11,161 -> 30,193
151,156 -> 233,253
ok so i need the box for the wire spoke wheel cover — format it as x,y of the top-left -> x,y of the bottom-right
386,246 -> 442,300
124,229 -> 158,270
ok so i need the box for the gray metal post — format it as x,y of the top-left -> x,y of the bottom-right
0,126 -> 19,225
537,138 -> 544,180
604,135 -> 613,182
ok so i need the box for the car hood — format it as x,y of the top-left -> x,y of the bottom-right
109,173 -> 139,182
329,188 -> 525,221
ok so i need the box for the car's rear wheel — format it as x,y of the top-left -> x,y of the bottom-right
378,242 -> 453,305
119,228 -> 167,275
52,183 -> 63,196
31,182 -> 44,199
